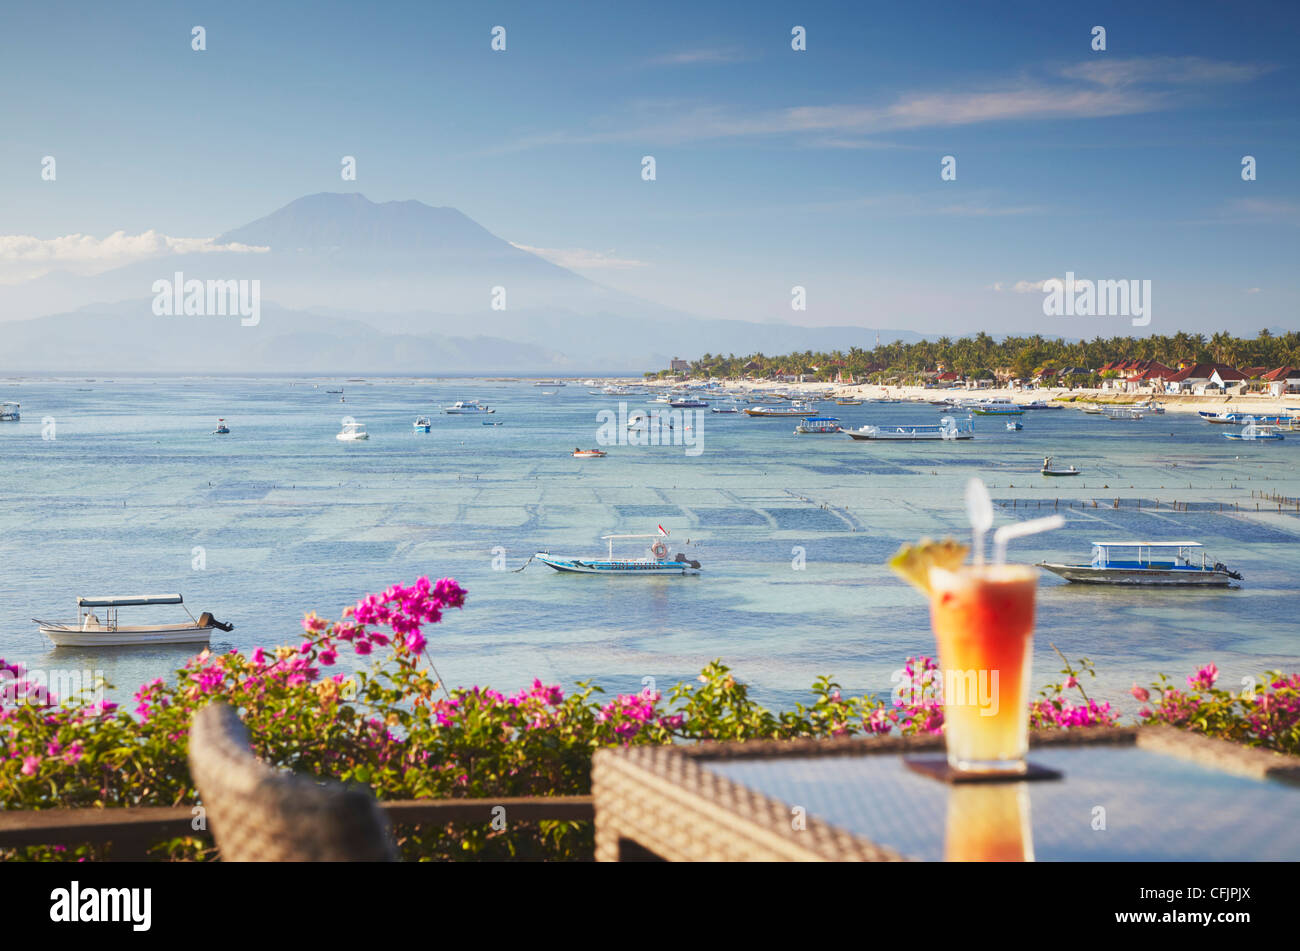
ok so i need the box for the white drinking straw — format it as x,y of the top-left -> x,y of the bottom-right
993,515 -> 1065,565
965,478 -> 993,566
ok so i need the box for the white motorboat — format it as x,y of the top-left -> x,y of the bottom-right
1038,542 -> 1241,587
745,401 -> 814,417
337,421 -> 369,441
34,594 -> 233,647
413,416 -> 432,432
0,401 -> 19,422
1105,407 -> 1144,420
534,380 -> 567,387
444,400 -> 494,414
846,416 -> 974,440
964,400 -> 1024,416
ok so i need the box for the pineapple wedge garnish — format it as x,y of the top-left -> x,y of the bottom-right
888,537 -> 969,595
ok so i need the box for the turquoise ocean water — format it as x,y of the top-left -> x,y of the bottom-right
1,377 -> 1298,712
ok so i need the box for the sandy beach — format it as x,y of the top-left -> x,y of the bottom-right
653,379 -> 1299,417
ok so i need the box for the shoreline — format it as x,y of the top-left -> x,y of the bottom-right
649,379 -> 1299,417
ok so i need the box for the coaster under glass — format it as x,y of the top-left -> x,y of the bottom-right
904,755 -> 1062,784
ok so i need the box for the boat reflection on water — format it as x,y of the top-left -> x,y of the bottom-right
944,782 -> 1034,862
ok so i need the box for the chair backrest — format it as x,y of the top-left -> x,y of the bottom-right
188,703 -> 397,861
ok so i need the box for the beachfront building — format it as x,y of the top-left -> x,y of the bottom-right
669,358 -> 691,374
1098,359 -> 1175,393
1122,361 -> 1176,393
1164,363 -> 1247,395
1056,367 -> 1092,387
1262,366 -> 1300,397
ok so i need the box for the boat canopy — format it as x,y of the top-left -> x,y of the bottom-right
78,594 -> 184,607
1090,541 -> 1202,549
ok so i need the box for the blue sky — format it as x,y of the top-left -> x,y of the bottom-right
1,0 -> 1297,336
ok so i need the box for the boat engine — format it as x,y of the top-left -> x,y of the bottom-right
673,553 -> 702,569
198,612 -> 235,632
1213,563 -> 1244,581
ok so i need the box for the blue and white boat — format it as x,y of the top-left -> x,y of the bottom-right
1039,541 -> 1241,587
1224,418 -> 1284,441
1199,411 -> 1243,424
0,402 -> 19,422
535,528 -> 701,575
794,416 -> 842,434
1006,421 -> 1023,431
413,416 -> 432,432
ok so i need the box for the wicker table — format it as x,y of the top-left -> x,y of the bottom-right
592,727 -> 1300,861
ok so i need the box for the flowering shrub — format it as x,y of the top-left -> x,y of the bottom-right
1030,646 -> 1121,729
2,578 -> 1297,861
1133,663 -> 1300,755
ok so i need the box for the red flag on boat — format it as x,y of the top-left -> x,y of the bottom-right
657,524 -> 669,536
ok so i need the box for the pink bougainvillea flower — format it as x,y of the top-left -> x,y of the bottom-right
1131,683 -> 1150,703
1188,663 -> 1219,690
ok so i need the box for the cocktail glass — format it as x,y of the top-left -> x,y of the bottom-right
944,782 -> 1034,861
927,563 -> 1038,774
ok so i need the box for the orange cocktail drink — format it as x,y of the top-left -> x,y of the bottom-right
944,783 -> 1034,862
928,564 -> 1038,773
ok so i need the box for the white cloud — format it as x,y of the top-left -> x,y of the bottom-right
0,231 -> 268,281
1223,198 -> 1300,224
504,56 -> 1265,150
648,48 -> 746,66
1246,287 -> 1261,294
511,242 -> 648,270
1003,278 -> 1055,293
1058,56 -> 1269,88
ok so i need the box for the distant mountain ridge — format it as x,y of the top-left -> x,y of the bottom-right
0,192 -> 926,372
216,193 -> 533,257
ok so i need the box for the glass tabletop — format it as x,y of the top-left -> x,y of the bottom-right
705,745 -> 1300,861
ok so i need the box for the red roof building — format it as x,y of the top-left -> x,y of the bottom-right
1123,360 -> 1176,382
1165,363 -> 1246,390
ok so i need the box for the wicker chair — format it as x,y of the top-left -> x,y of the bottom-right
188,703 -> 397,861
